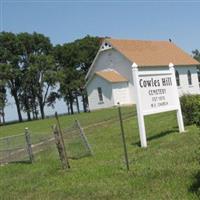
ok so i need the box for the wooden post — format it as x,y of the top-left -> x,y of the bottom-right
75,119 -> 93,155
53,125 -> 70,169
117,103 -> 129,171
54,112 -> 70,169
25,127 -> 34,163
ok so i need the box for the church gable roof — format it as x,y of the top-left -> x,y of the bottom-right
106,38 -> 200,67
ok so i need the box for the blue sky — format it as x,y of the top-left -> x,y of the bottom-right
1,0 -> 200,121
2,0 -> 200,52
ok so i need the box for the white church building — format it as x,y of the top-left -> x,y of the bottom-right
85,38 -> 200,110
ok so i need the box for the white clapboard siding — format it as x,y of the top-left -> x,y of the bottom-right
175,66 -> 200,96
112,82 -> 131,105
86,76 -> 114,110
88,48 -> 136,104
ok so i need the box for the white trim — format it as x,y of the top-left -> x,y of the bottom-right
169,62 -> 174,68
85,47 -> 102,80
85,75 -> 94,87
85,40 -> 113,80
132,62 -> 185,148
131,63 -> 147,148
85,39 -> 134,80
169,63 -> 185,132
138,70 -> 172,76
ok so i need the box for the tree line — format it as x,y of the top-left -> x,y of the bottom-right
0,32 -> 199,124
0,32 -> 101,123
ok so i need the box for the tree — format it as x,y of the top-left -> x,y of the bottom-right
0,32 -> 56,121
0,81 -> 6,124
192,49 -> 200,62
57,67 -> 82,115
53,35 -> 100,114
72,35 -> 101,74
70,35 -> 100,112
17,32 -> 35,121
0,32 -> 23,122
18,32 -> 56,119
0,33 -> 100,122
29,54 -> 57,119
53,43 -> 77,114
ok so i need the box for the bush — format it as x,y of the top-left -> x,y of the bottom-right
180,94 -> 200,127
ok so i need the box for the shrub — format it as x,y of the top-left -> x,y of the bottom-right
180,94 -> 200,127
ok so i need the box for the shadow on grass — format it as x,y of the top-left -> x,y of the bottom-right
189,171 -> 200,197
147,128 -> 178,141
132,128 -> 178,147
10,160 -> 32,164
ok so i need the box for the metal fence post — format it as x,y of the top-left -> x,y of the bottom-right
25,128 -> 34,163
118,103 -> 129,171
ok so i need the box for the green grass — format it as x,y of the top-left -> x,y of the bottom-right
0,106 -> 200,200
0,106 -> 134,143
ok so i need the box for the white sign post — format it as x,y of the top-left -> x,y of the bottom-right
132,62 -> 184,148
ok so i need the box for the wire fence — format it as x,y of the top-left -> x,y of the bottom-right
0,107 -> 136,165
0,120 -> 93,165
79,108 -> 136,129
0,133 -> 30,164
63,120 -> 93,159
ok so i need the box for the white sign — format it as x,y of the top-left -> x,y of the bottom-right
139,73 -> 178,115
132,63 -> 184,147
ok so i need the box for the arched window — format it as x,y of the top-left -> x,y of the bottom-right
175,70 -> 180,86
187,70 -> 192,85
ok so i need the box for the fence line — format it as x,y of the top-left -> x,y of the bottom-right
0,131 -> 31,164
0,110 -> 136,165
0,133 -> 24,140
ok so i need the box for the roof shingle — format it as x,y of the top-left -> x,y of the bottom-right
95,70 -> 127,83
106,38 -> 200,67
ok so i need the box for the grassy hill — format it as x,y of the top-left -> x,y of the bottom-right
0,106 -> 200,200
